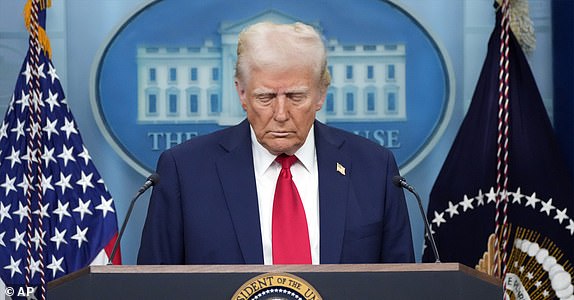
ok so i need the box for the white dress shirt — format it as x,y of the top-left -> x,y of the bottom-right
251,125 -> 320,265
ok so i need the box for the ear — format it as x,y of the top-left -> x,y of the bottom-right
235,80 -> 248,111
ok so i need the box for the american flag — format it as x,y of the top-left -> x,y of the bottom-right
0,0 -> 119,295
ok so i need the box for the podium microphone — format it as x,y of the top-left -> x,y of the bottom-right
392,175 -> 441,263
108,173 -> 160,265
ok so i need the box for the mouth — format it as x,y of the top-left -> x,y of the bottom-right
269,131 -> 292,138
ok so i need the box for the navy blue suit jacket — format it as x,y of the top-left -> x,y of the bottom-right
137,120 -> 414,264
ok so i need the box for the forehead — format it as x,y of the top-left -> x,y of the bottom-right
245,62 -> 319,88
247,74 -> 317,97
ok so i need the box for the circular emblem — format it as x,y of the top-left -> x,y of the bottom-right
232,273 -> 322,300
91,0 -> 453,176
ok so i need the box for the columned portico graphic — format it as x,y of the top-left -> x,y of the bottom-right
136,10 -> 407,125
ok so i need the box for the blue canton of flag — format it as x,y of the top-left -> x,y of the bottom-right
0,1 -> 119,292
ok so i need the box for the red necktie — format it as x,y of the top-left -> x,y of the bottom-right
272,154 -> 312,264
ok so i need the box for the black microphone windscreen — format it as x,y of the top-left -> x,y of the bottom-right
147,173 -> 160,185
392,175 -> 404,187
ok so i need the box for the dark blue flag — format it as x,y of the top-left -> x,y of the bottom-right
0,1 -> 119,296
422,4 -> 574,299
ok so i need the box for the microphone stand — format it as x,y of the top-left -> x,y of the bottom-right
108,174 -> 159,265
393,175 -> 440,263
107,189 -> 143,265
404,185 -> 441,263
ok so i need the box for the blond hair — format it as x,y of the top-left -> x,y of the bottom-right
235,22 -> 331,89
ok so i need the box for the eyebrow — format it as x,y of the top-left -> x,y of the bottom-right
252,86 -> 310,96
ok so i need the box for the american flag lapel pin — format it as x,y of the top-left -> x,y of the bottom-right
336,162 -> 346,175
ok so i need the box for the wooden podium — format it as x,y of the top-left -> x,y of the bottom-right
48,263 -> 501,299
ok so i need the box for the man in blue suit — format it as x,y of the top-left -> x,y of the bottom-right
137,21 -> 414,265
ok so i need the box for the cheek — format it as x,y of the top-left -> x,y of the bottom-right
247,105 -> 273,124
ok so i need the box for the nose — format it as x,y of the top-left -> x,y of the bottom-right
273,95 -> 289,122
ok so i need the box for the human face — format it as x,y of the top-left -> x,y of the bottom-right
236,64 -> 325,155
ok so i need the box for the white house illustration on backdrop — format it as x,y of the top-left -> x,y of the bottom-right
136,10 -> 407,125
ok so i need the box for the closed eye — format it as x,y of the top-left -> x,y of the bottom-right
254,93 -> 276,103
286,92 -> 307,102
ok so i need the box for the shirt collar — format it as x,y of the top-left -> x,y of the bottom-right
251,124 -> 316,176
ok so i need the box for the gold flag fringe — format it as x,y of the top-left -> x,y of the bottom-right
23,0 -> 52,59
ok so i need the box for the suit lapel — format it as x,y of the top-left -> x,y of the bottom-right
315,122 -> 351,264
216,120 -> 264,264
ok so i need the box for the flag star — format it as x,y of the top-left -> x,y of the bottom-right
73,198 -> 93,221
542,290 -> 549,297
44,89 -> 60,112
76,171 -> 95,193
27,258 -> 42,279
526,272 -> 534,280
0,231 -> 5,247
0,202 -> 12,223
445,201 -> 459,218
475,189 -> 485,206
519,266 -> 525,273
432,211 -> 446,228
34,63 -> 47,80
43,118 -> 59,140
29,119 -> 42,138
47,62 -> 59,83
460,195 -> 474,212
71,225 -> 89,248
10,118 -> 26,141
0,121 -> 8,140
47,255 -> 65,278
4,256 -> 23,278
534,281 -> 542,288
55,172 -> 73,194
10,228 -> 26,251
50,227 -> 68,250
57,145 -> 76,167
14,91 -> 30,113
500,189 -> 510,202
21,147 -> 38,164
485,187 -> 497,204
1,174 -> 17,196
22,62 -> 32,83
566,219 -> 574,235
6,147 -> 22,168
96,196 -> 115,218
33,202 -> 50,219
525,192 -> 540,209
13,202 -> 31,223
53,200 -> 71,222
78,146 -> 92,165
17,177 -> 31,196
511,187 -> 523,204
30,228 -> 46,251
42,146 -> 57,167
554,207 -> 568,224
29,89 -> 40,104
41,173 -> 55,195
60,117 -> 78,139
539,198 -> 555,216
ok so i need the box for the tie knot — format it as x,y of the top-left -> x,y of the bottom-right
276,154 -> 297,169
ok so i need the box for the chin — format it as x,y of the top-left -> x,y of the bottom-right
267,144 -> 298,155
